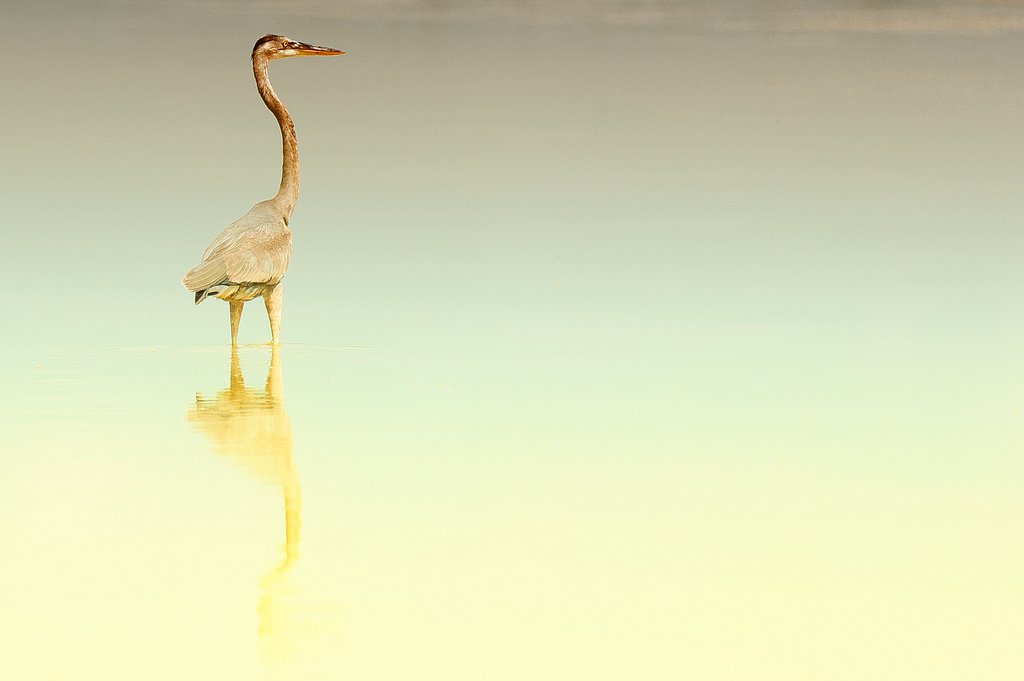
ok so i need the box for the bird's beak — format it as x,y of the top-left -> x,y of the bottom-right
292,41 -> 344,56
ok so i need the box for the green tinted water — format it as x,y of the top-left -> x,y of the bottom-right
2,2 -> 1023,679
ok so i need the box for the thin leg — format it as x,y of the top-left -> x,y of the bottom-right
229,301 -> 243,346
263,283 -> 283,345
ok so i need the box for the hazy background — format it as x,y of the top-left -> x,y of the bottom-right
2,1 -> 1023,679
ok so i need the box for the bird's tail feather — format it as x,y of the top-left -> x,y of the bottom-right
194,285 -> 227,305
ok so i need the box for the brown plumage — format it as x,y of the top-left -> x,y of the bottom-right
182,35 -> 344,345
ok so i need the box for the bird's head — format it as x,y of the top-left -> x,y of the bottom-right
253,34 -> 345,61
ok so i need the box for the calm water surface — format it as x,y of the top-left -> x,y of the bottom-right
1,1 -> 1023,679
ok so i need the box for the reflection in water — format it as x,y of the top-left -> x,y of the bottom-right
186,347 -> 306,666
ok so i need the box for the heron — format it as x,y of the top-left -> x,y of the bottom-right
182,35 -> 344,345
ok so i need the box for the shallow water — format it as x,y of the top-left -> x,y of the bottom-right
2,1 -> 1024,679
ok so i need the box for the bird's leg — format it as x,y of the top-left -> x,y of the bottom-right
264,283 -> 283,345
229,301 -> 244,346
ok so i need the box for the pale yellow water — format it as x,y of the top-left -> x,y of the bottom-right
2,1 -> 1023,679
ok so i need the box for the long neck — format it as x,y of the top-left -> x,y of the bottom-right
253,55 -> 298,220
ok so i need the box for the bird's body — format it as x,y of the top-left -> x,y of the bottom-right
182,35 -> 343,345
185,200 -> 291,305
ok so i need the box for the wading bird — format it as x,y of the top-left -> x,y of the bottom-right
182,35 -> 343,345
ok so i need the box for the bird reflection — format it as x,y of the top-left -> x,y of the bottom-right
186,346 -> 303,664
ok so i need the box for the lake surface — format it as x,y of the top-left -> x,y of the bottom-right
2,1 -> 1023,679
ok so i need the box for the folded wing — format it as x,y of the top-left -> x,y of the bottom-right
182,201 -> 293,296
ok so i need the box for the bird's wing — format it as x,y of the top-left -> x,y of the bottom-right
221,230 -> 292,285
182,258 -> 228,292
182,202 -> 292,292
